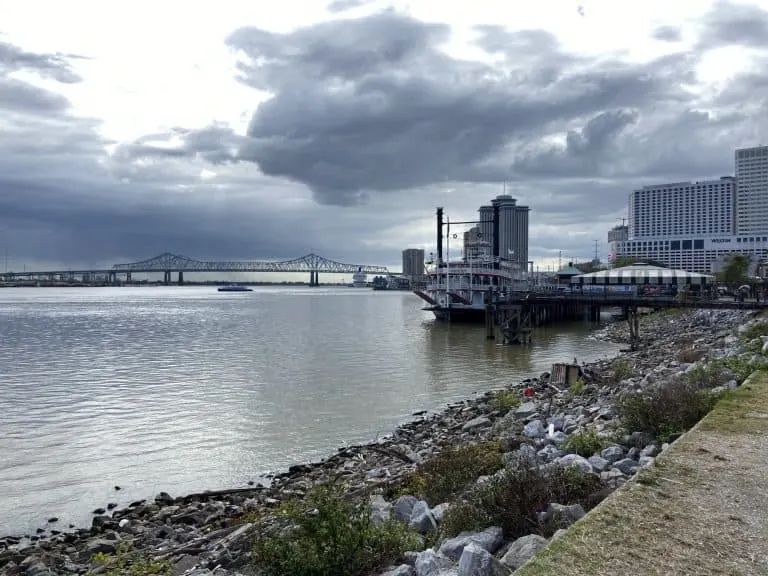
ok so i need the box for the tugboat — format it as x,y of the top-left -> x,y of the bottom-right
217,284 -> 253,292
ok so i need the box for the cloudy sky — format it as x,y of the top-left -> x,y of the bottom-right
1,0 -> 767,273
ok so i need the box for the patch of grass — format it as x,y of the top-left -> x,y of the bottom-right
612,358 -> 633,382
489,389 -> 521,411
251,484 -> 421,576
740,321 -> 768,342
90,543 -> 171,575
440,462 -> 604,540
700,372 -> 768,435
393,441 -> 504,505
616,380 -> 717,443
564,429 -> 608,457
568,378 -> 585,396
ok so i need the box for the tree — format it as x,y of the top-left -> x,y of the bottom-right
611,256 -> 668,269
717,254 -> 750,288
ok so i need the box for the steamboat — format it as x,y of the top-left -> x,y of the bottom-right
414,206 -> 530,322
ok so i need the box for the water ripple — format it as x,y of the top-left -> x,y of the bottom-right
0,286 -> 619,535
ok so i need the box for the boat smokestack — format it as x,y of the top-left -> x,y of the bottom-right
492,203 -> 500,268
436,207 -> 444,263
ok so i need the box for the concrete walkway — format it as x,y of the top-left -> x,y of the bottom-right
515,371 -> 768,576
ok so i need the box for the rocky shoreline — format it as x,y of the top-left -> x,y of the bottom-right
1,308 -> 764,576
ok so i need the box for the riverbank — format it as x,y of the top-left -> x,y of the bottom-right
514,368 -> 768,576
0,308 -> 763,576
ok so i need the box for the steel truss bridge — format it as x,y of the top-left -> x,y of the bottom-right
0,252 -> 389,286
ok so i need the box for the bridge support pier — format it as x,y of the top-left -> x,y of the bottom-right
309,271 -> 319,286
178,271 -> 184,285
163,270 -> 171,285
126,272 -> 132,283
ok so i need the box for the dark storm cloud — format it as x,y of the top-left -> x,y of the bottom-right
212,13 -> 703,206
651,25 -> 682,43
697,0 -> 768,50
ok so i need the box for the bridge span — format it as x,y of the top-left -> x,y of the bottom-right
0,252 -> 389,286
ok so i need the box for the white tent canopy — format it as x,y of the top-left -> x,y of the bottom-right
570,263 -> 714,286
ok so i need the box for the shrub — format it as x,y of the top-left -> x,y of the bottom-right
616,380 -> 717,442
489,389 -> 521,411
612,358 -> 633,382
440,462 -> 603,539
252,484 -> 420,576
677,347 -> 705,363
91,543 -> 171,576
682,356 -> 768,389
564,429 -> 607,457
568,378 -> 585,396
394,441 -> 504,505
740,321 -> 768,342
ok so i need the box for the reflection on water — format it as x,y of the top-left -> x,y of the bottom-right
0,287 -> 619,534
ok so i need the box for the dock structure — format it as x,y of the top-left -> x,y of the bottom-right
485,291 -> 768,348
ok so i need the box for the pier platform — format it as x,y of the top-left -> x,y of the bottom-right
486,291 -> 768,346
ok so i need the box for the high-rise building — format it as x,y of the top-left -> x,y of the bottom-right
477,195 -> 530,267
628,177 -> 735,238
735,145 -> 768,234
607,225 -> 629,265
402,248 -> 425,282
478,205 -> 494,247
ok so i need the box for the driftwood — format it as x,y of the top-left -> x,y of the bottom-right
154,523 -> 253,561
368,444 -> 421,464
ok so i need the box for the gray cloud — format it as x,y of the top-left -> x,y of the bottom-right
3,1 -> 768,272
0,38 -> 83,83
697,0 -> 768,50
327,0 -> 374,13
651,25 -> 682,43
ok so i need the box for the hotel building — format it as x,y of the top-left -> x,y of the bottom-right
612,145 -> 768,273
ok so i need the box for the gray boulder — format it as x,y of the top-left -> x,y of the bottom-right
382,565 -> 416,576
414,549 -> 454,576
410,500 -> 438,533
439,526 -> 505,560
500,534 -> 548,570
394,495 -> 419,522
457,542 -> 510,576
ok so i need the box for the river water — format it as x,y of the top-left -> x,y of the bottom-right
0,286 -> 620,535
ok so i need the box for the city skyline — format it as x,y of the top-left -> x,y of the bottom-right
2,1 -> 768,273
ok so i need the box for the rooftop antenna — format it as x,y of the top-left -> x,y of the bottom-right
617,217 -> 626,227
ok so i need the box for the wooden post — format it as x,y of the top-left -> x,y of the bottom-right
485,302 -> 495,340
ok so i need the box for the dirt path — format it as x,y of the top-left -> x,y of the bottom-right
515,371 -> 768,576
